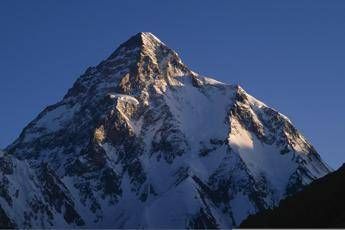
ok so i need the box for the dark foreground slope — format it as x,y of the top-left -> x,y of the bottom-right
240,164 -> 345,228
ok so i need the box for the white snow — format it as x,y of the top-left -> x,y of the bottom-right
229,117 -> 297,198
203,76 -> 227,85
34,103 -> 80,132
108,93 -> 139,105
231,193 -> 256,225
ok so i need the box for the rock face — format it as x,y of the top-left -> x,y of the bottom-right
1,33 -> 331,228
240,164 -> 345,228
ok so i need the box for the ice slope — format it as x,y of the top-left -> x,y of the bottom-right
1,32 -> 331,228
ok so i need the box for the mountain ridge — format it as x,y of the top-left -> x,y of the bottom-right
1,32 -> 331,228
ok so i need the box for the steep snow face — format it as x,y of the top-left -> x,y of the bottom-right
2,32 -> 331,228
228,87 -> 330,201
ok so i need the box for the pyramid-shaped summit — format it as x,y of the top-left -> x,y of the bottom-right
2,33 -> 331,228
61,32 -> 189,101
106,32 -> 182,70
115,32 -> 165,49
106,32 -> 168,63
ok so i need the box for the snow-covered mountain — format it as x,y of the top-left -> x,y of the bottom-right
1,32 -> 331,228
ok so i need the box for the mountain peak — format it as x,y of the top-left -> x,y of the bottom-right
62,32 -> 188,101
114,32 -> 165,53
105,32 -> 182,70
138,32 -> 165,45
3,33 -> 331,229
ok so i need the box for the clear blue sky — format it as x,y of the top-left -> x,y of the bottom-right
0,1 -> 344,168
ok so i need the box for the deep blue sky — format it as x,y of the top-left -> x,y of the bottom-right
0,1 -> 344,168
